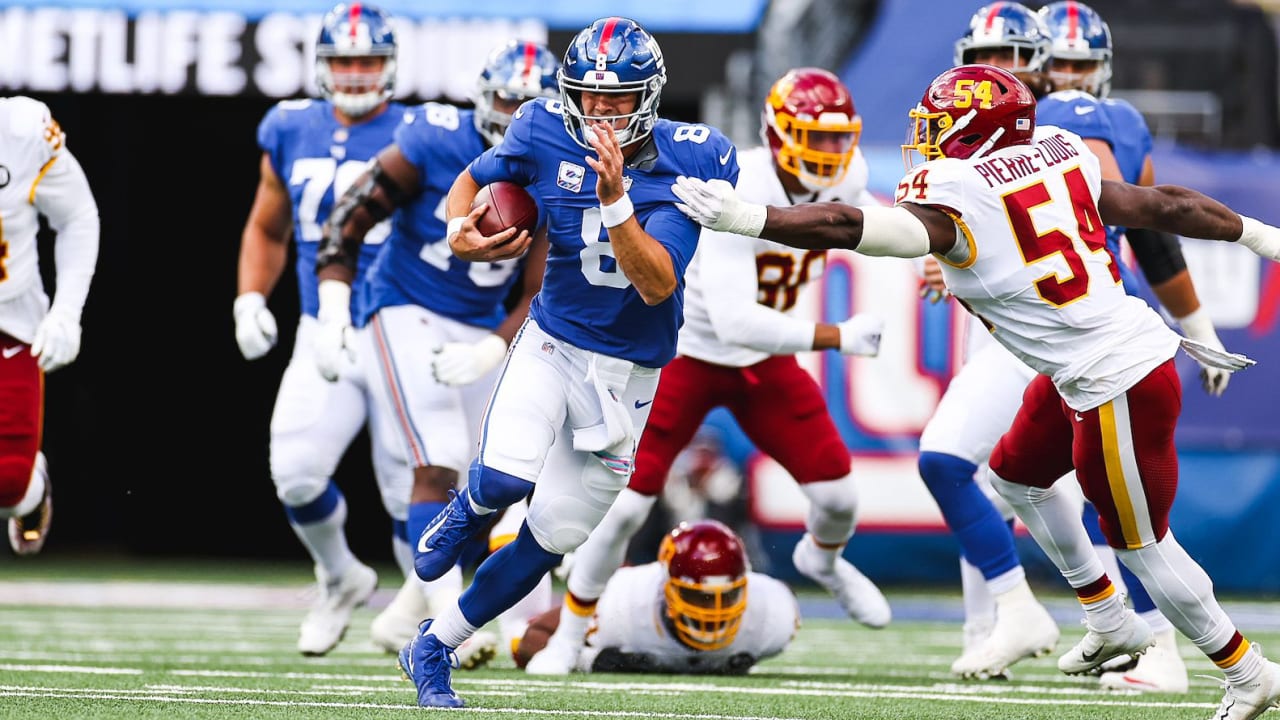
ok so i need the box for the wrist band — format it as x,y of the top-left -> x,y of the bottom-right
600,193 -> 634,229
446,217 -> 465,239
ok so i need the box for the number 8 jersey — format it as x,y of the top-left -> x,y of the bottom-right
899,125 -> 1180,411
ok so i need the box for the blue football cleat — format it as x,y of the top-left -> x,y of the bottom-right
397,620 -> 463,708
414,490 -> 486,582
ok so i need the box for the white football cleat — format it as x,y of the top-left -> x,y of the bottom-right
8,454 -> 51,556
297,561 -> 378,656
1210,646 -> 1280,720
792,535 -> 891,629
952,587 -> 1059,679
1058,610 -> 1153,675
1098,629 -> 1189,693
455,630 -> 499,671
370,576 -> 432,654
525,633 -> 585,675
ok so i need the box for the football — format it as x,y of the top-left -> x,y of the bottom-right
472,181 -> 539,238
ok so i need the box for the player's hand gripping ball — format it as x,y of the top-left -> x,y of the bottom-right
472,181 -> 539,239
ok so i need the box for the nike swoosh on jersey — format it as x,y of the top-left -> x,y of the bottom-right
2,346 -> 22,359
719,148 -> 733,165
1074,106 -> 1096,115
634,399 -> 653,409
1075,413 -> 1084,422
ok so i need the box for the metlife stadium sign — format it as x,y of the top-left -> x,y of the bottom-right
0,8 -> 547,101
0,0 -> 767,100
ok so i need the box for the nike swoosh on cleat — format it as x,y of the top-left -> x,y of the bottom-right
1080,647 -> 1103,663
634,399 -> 653,409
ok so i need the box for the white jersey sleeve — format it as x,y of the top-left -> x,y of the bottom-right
678,146 -> 872,367
896,126 -> 1178,410
0,97 -> 98,342
585,563 -> 798,674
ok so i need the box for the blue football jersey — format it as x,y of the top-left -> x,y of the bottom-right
1037,90 -> 1140,294
1100,98 -> 1153,185
466,98 -> 740,368
257,98 -> 404,318
356,103 -> 527,329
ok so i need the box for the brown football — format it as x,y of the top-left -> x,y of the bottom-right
472,181 -> 539,237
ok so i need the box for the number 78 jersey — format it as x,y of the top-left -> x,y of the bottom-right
898,126 -> 1180,411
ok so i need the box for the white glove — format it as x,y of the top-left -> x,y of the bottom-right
1237,216 -> 1280,262
837,313 -> 884,357
314,279 -> 355,382
1176,308 -> 1233,397
30,308 -> 81,373
431,334 -> 508,387
233,291 -> 278,360
671,176 -> 767,237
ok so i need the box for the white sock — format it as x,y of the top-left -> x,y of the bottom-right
988,472 -> 1105,591
1092,543 -> 1129,597
1116,533 -> 1235,656
429,601 -> 479,649
960,556 -> 995,637
290,494 -> 355,579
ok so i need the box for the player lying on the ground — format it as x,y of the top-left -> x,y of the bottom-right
514,519 -> 798,675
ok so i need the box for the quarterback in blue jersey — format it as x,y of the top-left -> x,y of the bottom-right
234,2 -> 414,658
395,17 -> 739,708
315,39 -> 561,660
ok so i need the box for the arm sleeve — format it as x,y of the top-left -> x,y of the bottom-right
698,230 -> 816,354
33,148 -> 99,322
1126,227 -> 1188,285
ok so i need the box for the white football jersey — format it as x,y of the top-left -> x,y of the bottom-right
898,126 -> 1179,411
0,97 -> 62,304
0,96 -> 98,344
584,562 -> 799,673
679,146 -> 880,367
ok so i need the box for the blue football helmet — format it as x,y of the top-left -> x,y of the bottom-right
1039,1 -> 1113,98
473,39 -> 561,147
953,2 -> 1050,73
557,17 -> 667,149
315,2 -> 397,118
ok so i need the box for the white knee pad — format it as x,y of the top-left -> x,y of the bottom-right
526,452 -> 632,556
272,473 -> 330,507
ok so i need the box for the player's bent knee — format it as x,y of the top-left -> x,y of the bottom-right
526,496 -> 601,556
274,474 -> 330,508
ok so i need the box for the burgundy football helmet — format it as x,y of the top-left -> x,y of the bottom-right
657,519 -> 749,651
762,67 -> 862,190
902,64 -> 1036,170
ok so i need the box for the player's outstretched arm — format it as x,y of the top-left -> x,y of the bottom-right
672,175 -> 951,257
1098,181 -> 1280,261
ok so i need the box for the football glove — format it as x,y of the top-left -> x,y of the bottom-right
232,291 -> 278,360
314,280 -> 355,382
30,308 -> 81,373
431,334 -> 508,387
1176,308 -> 1233,397
672,176 -> 767,237
838,313 -> 884,357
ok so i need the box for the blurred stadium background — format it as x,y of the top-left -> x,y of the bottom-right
3,0 -> 1277,596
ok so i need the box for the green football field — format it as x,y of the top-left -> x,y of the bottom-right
1,556 -> 1277,720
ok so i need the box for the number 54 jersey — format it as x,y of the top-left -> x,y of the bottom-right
897,126 -> 1180,411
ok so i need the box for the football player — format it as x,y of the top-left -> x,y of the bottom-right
516,520 -> 798,675
233,1 -> 423,657
0,96 -> 99,556
672,63 -> 1280,720
915,0 -> 1224,683
314,38 -> 561,660
526,67 -> 889,676
396,17 -> 739,708
1038,1 -> 1205,691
